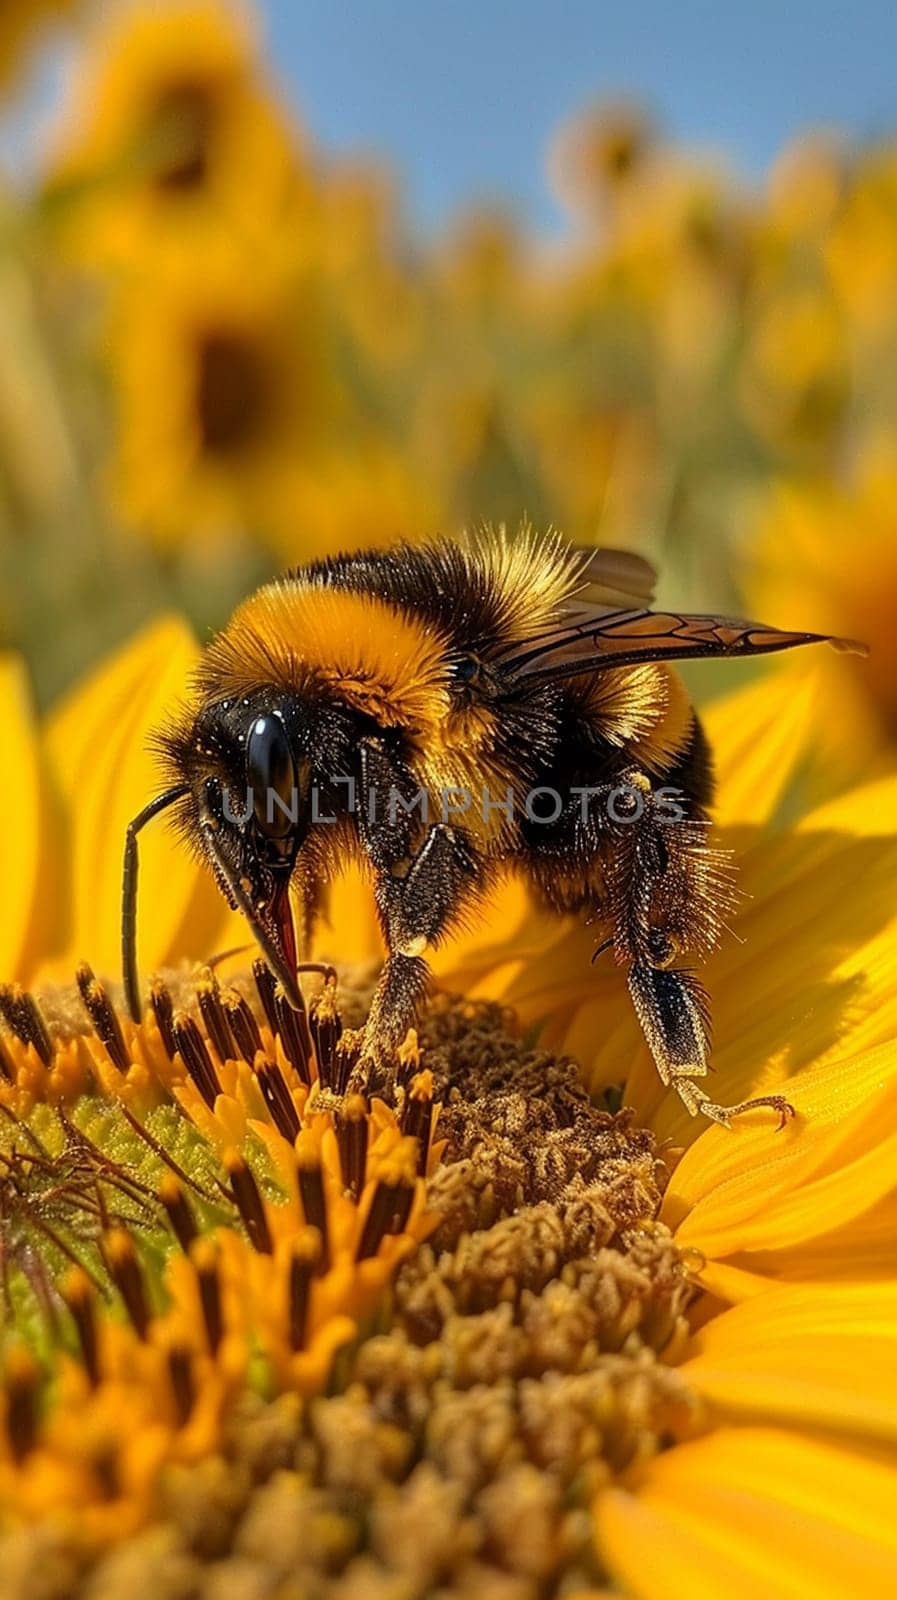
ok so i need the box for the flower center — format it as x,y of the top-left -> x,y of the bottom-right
195,330 -> 275,456
145,80 -> 217,192
0,970 -> 705,1591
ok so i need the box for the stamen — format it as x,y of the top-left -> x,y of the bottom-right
288,1229 -> 320,1350
4,1348 -> 39,1463
255,1053 -> 301,1143
401,1070 -> 434,1174
309,985 -> 342,1090
334,1094 -> 369,1199
167,1343 -> 195,1426
0,985 -> 53,1067
61,1266 -> 99,1386
190,1239 -> 223,1354
225,1149 -> 272,1253
158,1173 -> 197,1252
356,1148 -> 417,1260
172,1012 -> 221,1109
0,1031 -> 14,1082
252,959 -> 280,1035
296,1132 -> 329,1272
150,979 -> 177,1061
332,1036 -> 360,1097
273,985 -> 313,1086
196,972 -> 236,1065
221,989 -> 263,1063
76,964 -> 130,1073
103,1228 -> 150,1338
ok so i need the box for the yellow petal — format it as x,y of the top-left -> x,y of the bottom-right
431,873 -> 537,990
597,1428 -> 897,1600
680,1284 -> 897,1441
43,616 -> 239,983
0,655 -> 61,980
313,864 -> 384,966
701,1187 -> 897,1299
797,771 -> 897,838
706,660 -> 826,828
664,1040 -> 897,1259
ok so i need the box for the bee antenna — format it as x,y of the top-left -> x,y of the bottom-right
122,786 -> 189,1023
207,944 -> 254,971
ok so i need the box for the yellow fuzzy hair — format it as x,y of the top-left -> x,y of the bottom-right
196,582 -> 452,733
576,662 -> 695,775
464,523 -> 589,644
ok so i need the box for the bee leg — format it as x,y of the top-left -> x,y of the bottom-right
671,1076 -> 795,1129
361,823 -> 476,1069
359,952 -> 431,1065
627,964 -> 794,1128
355,743 -> 478,1089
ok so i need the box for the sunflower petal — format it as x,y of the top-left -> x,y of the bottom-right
706,661 -> 825,828
680,1285 -> 897,1441
0,655 -> 60,980
702,1188 -> 897,1300
43,615 -> 240,983
597,1427 -> 897,1600
663,1040 -> 897,1263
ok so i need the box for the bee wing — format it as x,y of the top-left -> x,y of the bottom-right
498,604 -> 867,685
571,546 -> 658,608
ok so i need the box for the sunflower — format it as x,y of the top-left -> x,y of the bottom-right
826,144 -> 897,337
547,101 -> 658,226
103,240 -> 338,551
1,628 -> 896,1593
737,284 -> 849,457
748,454 -> 897,775
44,0 -> 307,264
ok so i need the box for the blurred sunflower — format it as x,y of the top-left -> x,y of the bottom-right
763,132 -> 846,249
104,241 -> 338,551
44,0 -> 307,262
826,145 -> 897,337
1,622 -> 896,1593
749,456 -> 897,775
268,444 -> 442,569
547,101 -> 658,226
738,284 -> 849,457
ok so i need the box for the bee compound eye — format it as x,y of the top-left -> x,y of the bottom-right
453,654 -> 480,686
246,714 -> 297,839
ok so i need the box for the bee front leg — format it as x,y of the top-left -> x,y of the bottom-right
354,741 -> 477,1089
358,825 -> 476,1087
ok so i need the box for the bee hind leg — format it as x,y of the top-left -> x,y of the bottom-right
627,963 -> 794,1128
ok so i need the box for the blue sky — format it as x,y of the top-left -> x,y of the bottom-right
265,0 -> 897,233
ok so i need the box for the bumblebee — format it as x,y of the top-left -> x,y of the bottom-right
122,528 -> 861,1123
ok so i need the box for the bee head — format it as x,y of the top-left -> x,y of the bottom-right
161,692 -> 326,1008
